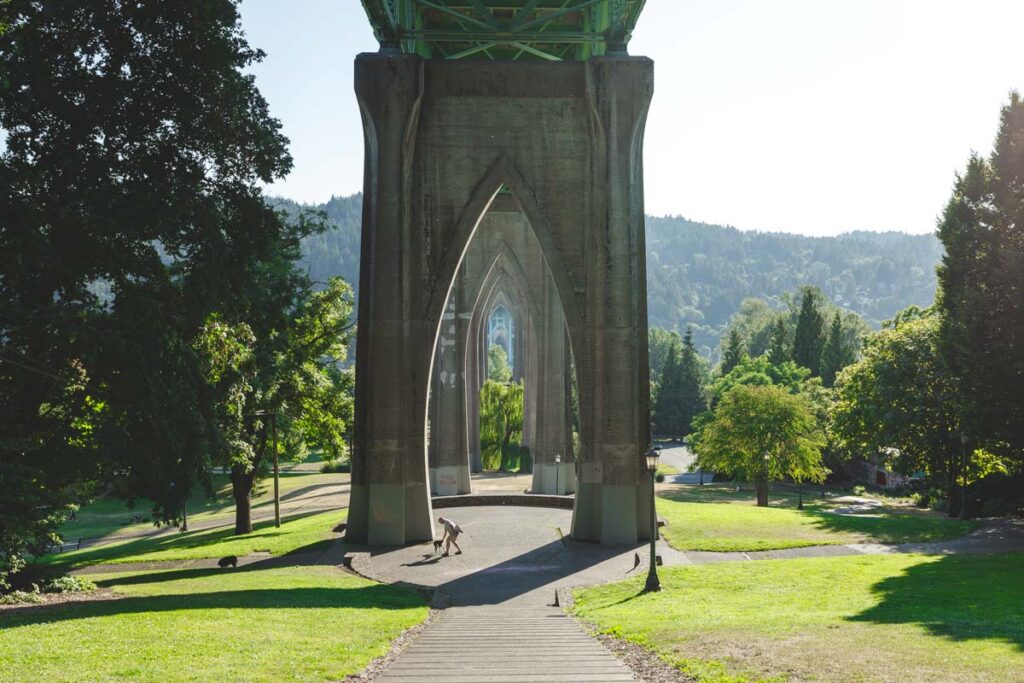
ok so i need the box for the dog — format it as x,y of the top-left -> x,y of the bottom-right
218,555 -> 238,569
432,540 -> 443,554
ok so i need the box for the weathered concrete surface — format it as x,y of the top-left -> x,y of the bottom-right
351,55 -> 654,545
377,606 -> 635,683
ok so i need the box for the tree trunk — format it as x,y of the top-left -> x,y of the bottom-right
755,476 -> 769,507
230,467 -> 256,535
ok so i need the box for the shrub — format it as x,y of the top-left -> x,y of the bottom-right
43,575 -> 96,593
320,459 -> 350,474
0,587 -> 44,605
655,473 -> 666,483
852,485 -> 867,496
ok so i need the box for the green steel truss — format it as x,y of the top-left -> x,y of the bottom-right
361,0 -> 647,61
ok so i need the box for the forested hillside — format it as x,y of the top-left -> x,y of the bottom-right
276,194 -> 943,356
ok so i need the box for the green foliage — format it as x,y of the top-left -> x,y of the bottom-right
486,344 -> 513,383
42,575 -> 95,593
766,317 -> 790,365
707,354 -> 811,405
479,379 -> 525,471
793,287 -> 826,374
831,311 -> 965,500
936,91 -> 1024,466
648,327 -> 680,389
820,311 -> 854,387
719,328 -> 746,376
194,276 -> 355,534
0,0 -> 314,585
694,385 -> 826,505
646,216 -> 942,356
653,329 -> 709,439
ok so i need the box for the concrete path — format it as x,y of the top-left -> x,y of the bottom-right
377,605 -> 635,683
656,442 -> 713,485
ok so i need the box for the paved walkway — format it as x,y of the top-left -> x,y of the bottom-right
377,605 -> 634,682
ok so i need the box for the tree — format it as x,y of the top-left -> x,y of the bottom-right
487,345 -> 513,383
767,316 -> 791,365
677,329 -> 710,438
0,1 -> 309,578
720,328 -> 746,376
648,327 -> 679,390
195,277 -> 355,534
652,337 -> 684,438
693,385 -> 825,506
793,287 -> 826,374
831,309 -> 972,514
936,93 -> 1024,465
479,379 -> 525,471
707,354 -> 810,407
820,312 -> 854,387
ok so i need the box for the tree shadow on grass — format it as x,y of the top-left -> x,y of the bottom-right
38,508 -> 337,569
0,583 -> 423,629
850,552 -> 1024,650
802,507 -> 975,545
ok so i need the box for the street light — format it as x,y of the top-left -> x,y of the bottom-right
644,447 -> 661,593
554,453 -> 561,495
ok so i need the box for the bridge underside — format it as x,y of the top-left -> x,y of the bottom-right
348,53 -> 654,546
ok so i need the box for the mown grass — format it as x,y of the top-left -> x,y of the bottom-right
656,484 -> 974,552
0,565 -> 427,683
574,552 -> 1024,683
36,509 -> 345,569
62,468 -> 345,542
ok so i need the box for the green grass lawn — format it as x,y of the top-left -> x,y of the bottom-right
62,460 -> 345,542
0,565 -> 427,683
574,552 -> 1024,683
37,509 -> 345,569
656,484 -> 974,551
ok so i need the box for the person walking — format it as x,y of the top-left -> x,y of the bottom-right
437,516 -> 463,556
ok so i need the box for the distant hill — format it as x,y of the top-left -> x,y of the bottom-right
274,194 -> 943,356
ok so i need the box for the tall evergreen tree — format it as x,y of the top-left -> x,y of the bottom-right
820,311 -> 853,387
720,328 -> 746,376
767,316 -> 791,365
793,287 -> 825,374
676,328 -> 709,438
937,92 -> 1024,461
653,337 -> 685,438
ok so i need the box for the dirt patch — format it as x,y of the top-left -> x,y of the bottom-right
0,587 -> 121,612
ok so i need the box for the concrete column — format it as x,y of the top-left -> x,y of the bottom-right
532,270 -> 575,494
348,53 -> 433,545
571,56 -> 654,544
428,272 -> 472,495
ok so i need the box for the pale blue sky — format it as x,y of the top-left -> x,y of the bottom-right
240,0 -> 1024,236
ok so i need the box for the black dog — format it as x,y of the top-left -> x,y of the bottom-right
218,555 -> 238,569
432,540 -> 443,554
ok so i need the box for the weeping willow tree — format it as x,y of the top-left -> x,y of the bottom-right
480,379 -> 526,471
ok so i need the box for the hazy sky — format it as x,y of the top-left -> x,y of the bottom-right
240,0 -> 1024,236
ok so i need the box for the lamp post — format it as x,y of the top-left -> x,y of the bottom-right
644,447 -> 661,593
554,453 -> 561,495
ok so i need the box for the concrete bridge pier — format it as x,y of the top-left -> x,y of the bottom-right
349,53 -> 653,546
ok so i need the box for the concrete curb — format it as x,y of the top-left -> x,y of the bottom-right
432,493 -> 574,509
